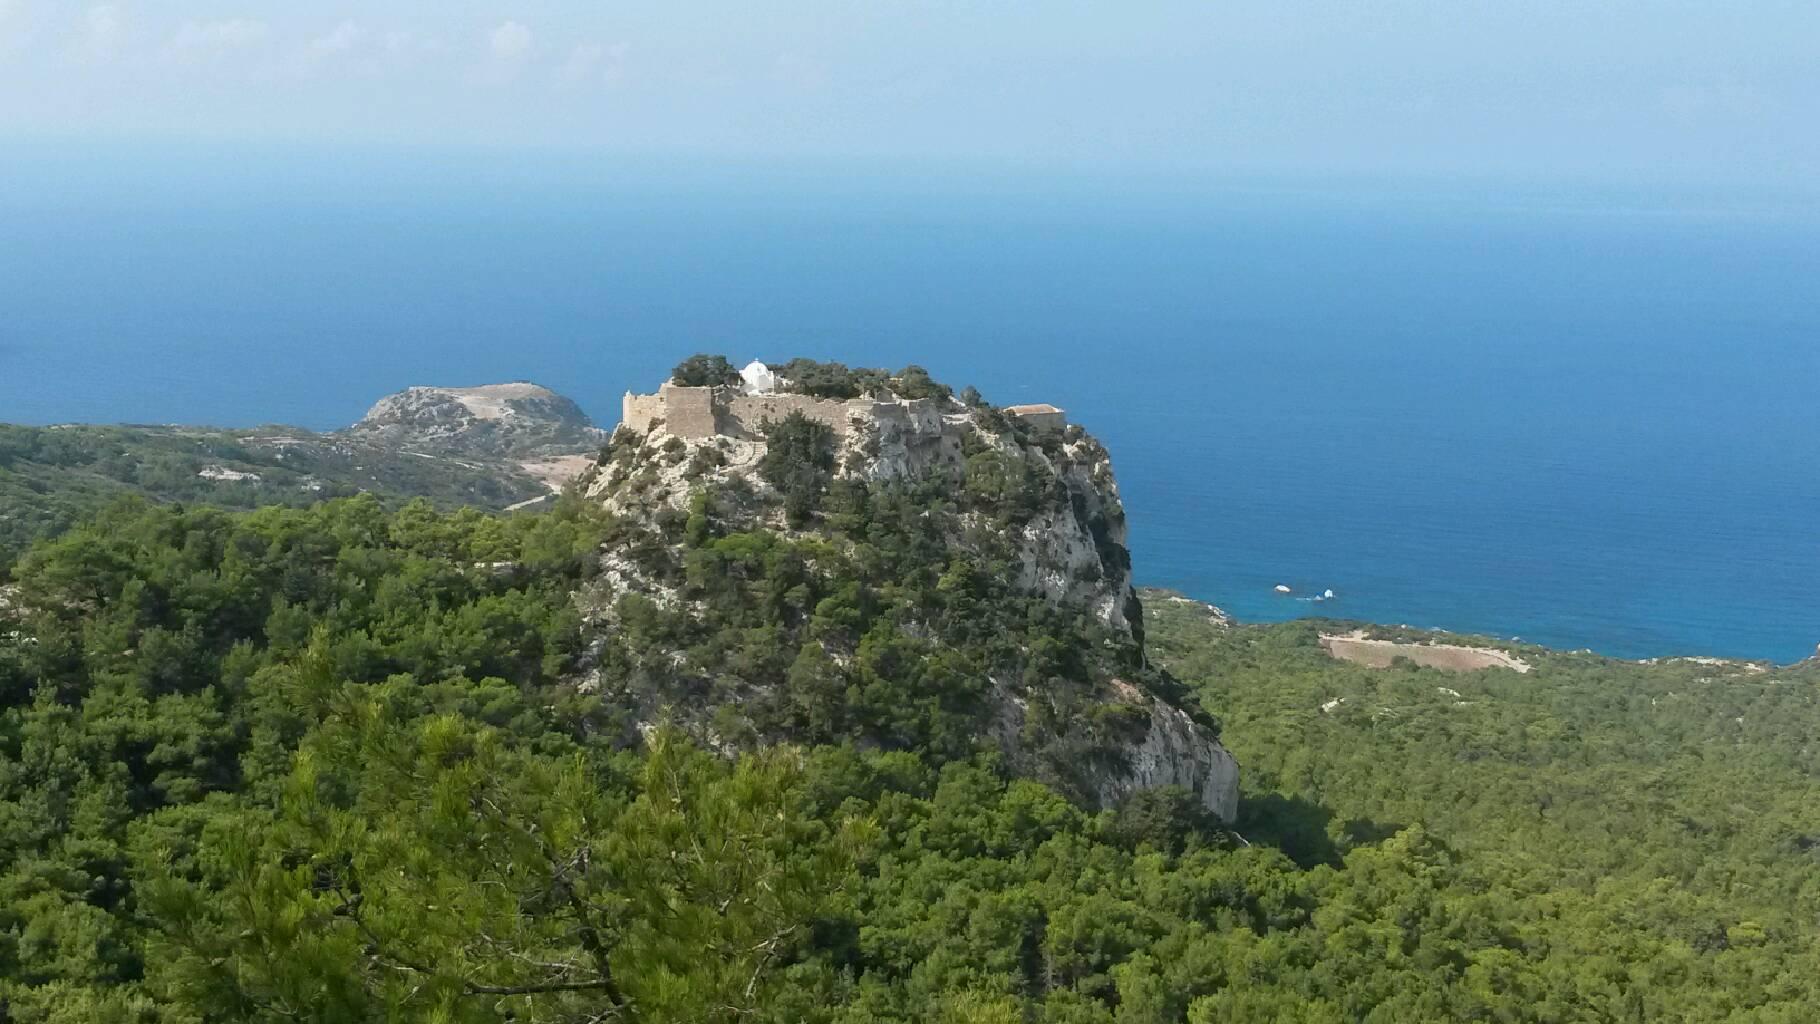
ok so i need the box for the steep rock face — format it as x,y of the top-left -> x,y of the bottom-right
1090,695 -> 1240,823
345,383 -> 605,460
839,398 -> 965,482
1009,435 -> 1139,637
574,364 -> 1239,820
590,393 -> 1139,639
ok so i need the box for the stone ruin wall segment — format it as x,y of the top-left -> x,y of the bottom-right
622,384 -> 965,443
723,392 -> 857,438
621,384 -> 871,440
620,392 -> 668,435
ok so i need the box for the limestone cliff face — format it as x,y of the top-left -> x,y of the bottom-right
575,368 -> 1239,821
1092,697 -> 1241,823
346,382 -> 605,460
1010,434 -> 1140,638
589,392 -> 1141,639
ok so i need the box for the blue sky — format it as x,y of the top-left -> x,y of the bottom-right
1,2 -> 1816,190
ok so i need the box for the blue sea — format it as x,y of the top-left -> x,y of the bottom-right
4,145 -> 1819,661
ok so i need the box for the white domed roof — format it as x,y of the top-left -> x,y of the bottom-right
740,360 -> 777,395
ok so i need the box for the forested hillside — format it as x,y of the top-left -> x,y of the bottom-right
1149,597 -> 1820,1022
3,496 -> 1820,1021
0,424 -> 549,569
5,360 -> 1820,1022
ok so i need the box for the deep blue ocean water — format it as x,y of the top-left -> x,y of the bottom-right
4,148 -> 1818,661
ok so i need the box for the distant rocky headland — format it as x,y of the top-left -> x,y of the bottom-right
0,380 -> 607,563
343,381 -> 607,501
346,381 -> 605,460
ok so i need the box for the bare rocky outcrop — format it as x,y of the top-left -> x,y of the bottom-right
589,381 -> 1140,638
575,363 -> 1240,820
1092,698 -> 1241,823
1009,434 -> 1140,636
346,382 -> 606,460
0,586 -> 23,648
1141,588 -> 1236,629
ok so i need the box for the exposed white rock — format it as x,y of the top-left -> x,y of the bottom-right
1088,698 -> 1240,821
589,393 -> 1140,638
1151,591 -> 1235,628
346,382 -> 606,459
0,585 -> 31,647
198,466 -> 261,482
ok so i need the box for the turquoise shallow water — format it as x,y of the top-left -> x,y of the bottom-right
4,151 -> 1818,660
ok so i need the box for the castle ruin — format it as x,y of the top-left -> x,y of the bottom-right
619,363 -> 1065,440
619,382 -> 948,440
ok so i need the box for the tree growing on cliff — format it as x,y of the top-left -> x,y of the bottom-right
670,354 -> 741,388
758,412 -> 836,525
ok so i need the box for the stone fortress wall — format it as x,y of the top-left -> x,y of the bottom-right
720,391 -> 869,438
620,363 -> 1063,441
620,382 -> 956,440
619,391 -> 671,435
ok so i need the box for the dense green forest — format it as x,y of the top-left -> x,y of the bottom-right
4,490 -> 1820,1021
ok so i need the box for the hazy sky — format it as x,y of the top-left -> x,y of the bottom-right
1,1 -> 1816,189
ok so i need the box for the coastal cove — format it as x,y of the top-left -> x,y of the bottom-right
3,158 -> 1818,661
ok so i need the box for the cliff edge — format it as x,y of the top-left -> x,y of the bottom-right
572,357 -> 1239,820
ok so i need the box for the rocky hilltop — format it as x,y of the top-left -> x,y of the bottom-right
345,382 -> 606,460
0,382 -> 613,563
573,357 -> 1239,819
